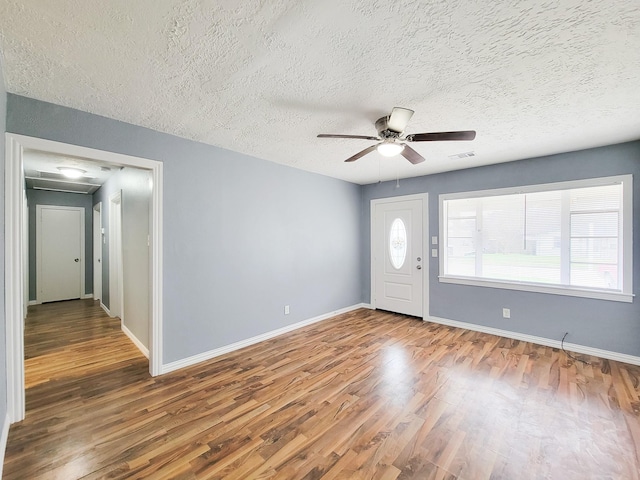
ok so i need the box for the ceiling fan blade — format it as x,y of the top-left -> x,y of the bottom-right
318,134 -> 380,141
407,130 -> 476,142
387,107 -> 414,133
400,144 -> 425,164
344,144 -> 379,162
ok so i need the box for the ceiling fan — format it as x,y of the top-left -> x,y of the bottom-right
317,107 -> 476,164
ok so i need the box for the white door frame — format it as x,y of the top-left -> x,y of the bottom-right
23,195 -> 29,317
35,205 -> 85,304
108,191 -> 124,319
371,193 -> 429,317
5,133 -> 164,423
93,202 -> 102,301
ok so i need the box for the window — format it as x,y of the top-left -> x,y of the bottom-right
439,175 -> 633,302
389,218 -> 407,269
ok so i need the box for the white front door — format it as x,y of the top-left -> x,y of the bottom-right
36,205 -> 84,303
372,195 -> 427,317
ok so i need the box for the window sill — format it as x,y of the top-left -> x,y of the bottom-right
438,275 -> 634,303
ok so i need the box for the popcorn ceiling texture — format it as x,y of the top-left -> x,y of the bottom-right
0,0 -> 639,184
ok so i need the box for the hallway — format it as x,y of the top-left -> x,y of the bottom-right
24,300 -> 146,390
4,299 -> 149,478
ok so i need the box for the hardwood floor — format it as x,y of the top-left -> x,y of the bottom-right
3,299 -> 640,479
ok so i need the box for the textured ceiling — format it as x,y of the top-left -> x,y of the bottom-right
1,0 -> 639,185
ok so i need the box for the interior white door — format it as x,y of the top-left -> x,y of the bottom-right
93,203 -> 102,301
372,196 -> 425,317
109,192 -> 123,319
36,205 -> 84,303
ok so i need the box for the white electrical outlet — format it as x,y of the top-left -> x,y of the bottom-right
284,305 -> 290,315
431,248 -> 438,257
502,308 -> 511,319
431,236 -> 438,245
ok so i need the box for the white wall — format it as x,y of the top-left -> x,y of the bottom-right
6,94 -> 362,365
94,167 -> 151,349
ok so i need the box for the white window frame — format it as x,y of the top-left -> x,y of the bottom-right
439,175 -> 633,303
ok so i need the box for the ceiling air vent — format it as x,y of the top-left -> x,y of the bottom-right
448,151 -> 476,160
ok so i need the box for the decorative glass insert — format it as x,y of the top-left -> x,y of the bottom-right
389,218 -> 407,269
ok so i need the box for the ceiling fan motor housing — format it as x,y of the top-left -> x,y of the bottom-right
375,116 -> 402,139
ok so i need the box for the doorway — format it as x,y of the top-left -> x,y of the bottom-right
93,203 -> 102,302
371,194 -> 428,317
36,205 -> 85,303
5,133 -> 164,423
109,192 -> 123,319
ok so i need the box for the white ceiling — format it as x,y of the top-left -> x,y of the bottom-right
1,0 -> 639,185
23,148 -> 122,194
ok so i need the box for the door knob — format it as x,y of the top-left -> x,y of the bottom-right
74,258 -> 80,262
416,265 -> 422,270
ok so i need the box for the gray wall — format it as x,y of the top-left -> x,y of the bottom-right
362,142 -> 640,357
0,51 -> 7,434
94,167 -> 151,348
26,189 -> 94,301
7,94 -> 363,364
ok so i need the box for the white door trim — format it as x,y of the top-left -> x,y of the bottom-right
371,193 -> 429,318
23,195 -> 29,317
4,135 -> 25,423
4,133 -> 164,424
35,205 -> 85,304
108,191 -> 124,320
93,202 -> 102,301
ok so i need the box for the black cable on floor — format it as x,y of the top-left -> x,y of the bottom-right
561,332 -> 590,365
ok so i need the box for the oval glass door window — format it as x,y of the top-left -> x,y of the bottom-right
389,218 -> 407,269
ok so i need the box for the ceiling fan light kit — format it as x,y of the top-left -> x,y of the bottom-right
377,142 -> 405,157
318,107 -> 476,165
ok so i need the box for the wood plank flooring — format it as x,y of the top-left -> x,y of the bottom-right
3,299 -> 640,479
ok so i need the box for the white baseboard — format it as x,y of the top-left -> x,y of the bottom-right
161,303 -> 369,374
0,412 -> 10,479
426,315 -> 640,367
29,296 -> 93,305
100,302 -> 111,317
122,324 -> 149,358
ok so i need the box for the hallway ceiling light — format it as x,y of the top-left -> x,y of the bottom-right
58,167 -> 86,179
